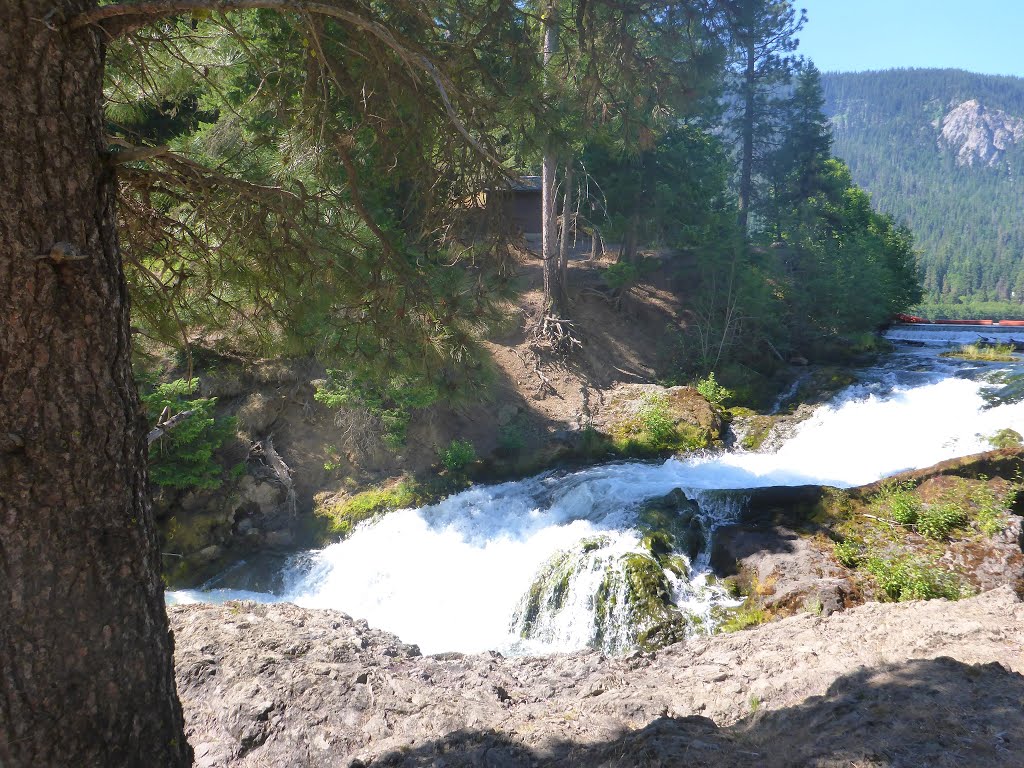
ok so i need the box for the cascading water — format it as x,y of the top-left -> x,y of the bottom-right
169,343 -> 1024,656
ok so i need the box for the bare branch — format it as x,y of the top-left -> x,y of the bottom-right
147,409 -> 196,444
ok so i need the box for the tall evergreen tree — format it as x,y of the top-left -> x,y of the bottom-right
759,61 -> 832,238
723,0 -> 805,234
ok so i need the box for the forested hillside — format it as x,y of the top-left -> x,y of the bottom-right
821,68 -> 1024,313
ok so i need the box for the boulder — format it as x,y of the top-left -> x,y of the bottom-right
711,525 -> 856,616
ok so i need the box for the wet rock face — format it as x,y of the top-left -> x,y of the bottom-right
171,588 -> 1024,767
637,488 -> 705,561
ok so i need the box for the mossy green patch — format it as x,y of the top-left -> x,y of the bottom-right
989,428 -> 1023,450
313,479 -> 427,538
939,343 -> 1017,362
610,394 -> 710,456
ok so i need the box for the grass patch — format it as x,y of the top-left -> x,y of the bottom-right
831,474 -> 1019,602
314,479 -> 425,537
863,552 -> 966,601
611,393 -> 709,456
939,343 -> 1017,362
718,601 -> 771,633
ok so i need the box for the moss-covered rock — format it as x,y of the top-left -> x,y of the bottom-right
312,478 -> 424,539
514,534 -> 695,654
594,552 -> 692,652
637,488 -> 706,561
597,384 -> 723,458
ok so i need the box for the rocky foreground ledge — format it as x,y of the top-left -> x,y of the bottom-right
171,588 -> 1024,767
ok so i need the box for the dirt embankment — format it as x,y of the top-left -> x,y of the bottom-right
171,586 -> 1024,767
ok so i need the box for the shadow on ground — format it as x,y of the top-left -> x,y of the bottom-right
370,657 -> 1023,767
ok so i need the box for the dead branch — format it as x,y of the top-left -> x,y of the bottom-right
531,314 -> 583,356
859,513 -> 901,527
147,408 -> 195,444
262,436 -> 297,516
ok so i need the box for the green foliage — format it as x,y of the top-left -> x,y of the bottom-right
315,479 -> 424,538
863,553 -> 965,602
915,503 -> 968,540
988,428 -> 1023,450
602,262 -> 640,291
611,394 -> 709,456
695,372 -> 732,407
873,482 -> 921,526
833,539 -> 862,568
141,378 -> 236,490
314,370 -> 438,450
439,439 -> 476,473
939,343 -> 1017,362
107,6 -> 524,383
960,478 -> 1012,536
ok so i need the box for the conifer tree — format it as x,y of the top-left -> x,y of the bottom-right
723,0 -> 805,234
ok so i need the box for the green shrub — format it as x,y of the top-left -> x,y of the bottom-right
439,439 -> 476,472
497,423 -> 526,455
967,480 -> 1012,536
695,372 -> 732,407
314,370 -> 438,450
833,539 -> 862,568
916,503 -> 968,540
873,481 -> 920,525
141,378 -> 236,490
602,262 -> 640,291
611,394 -> 708,455
864,554 -> 964,602
989,428 -> 1023,450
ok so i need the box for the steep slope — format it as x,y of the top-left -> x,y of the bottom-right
821,68 -> 1024,306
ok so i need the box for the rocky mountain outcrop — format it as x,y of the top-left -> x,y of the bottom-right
171,587 -> 1024,767
938,99 -> 1024,167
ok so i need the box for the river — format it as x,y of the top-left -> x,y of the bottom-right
168,334 -> 1024,655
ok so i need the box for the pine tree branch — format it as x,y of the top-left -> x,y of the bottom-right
71,0 -> 411,47
74,1 -> 513,176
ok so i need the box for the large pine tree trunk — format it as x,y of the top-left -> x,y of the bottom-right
0,2 -> 191,765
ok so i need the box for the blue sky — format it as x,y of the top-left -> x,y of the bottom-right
797,1 -> 1024,78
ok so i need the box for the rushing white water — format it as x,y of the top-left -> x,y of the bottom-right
169,346 -> 1024,655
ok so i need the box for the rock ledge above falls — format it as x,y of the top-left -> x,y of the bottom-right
172,586 -> 1024,767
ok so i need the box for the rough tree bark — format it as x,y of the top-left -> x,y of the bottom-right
0,2 -> 192,765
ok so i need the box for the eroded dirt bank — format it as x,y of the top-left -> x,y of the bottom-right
172,586 -> 1024,767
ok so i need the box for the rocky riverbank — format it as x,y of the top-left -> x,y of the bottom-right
171,586 -> 1024,767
